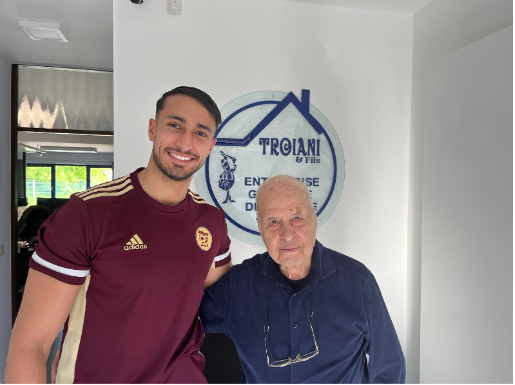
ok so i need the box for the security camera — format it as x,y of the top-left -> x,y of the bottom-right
130,0 -> 144,4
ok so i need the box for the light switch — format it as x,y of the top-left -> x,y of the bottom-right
168,0 -> 182,15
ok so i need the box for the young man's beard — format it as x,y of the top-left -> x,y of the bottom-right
152,147 -> 204,182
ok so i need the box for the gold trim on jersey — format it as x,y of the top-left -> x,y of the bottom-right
82,185 -> 134,201
78,178 -> 131,199
56,274 -> 91,384
76,175 -> 131,199
188,191 -> 212,206
75,175 -> 128,197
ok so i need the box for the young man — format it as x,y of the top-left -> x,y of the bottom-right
5,87 -> 232,383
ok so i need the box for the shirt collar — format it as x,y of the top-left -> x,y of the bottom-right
261,240 -> 336,287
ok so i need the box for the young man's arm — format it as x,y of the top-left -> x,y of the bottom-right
204,212 -> 232,289
204,262 -> 232,288
5,269 -> 81,384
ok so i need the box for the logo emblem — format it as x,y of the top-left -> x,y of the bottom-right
196,227 -> 212,251
124,234 -> 148,250
219,151 -> 237,203
195,89 -> 345,245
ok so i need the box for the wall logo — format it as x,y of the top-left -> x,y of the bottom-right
195,90 -> 345,245
219,151 -> 237,203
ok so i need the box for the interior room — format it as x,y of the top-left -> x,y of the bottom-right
11,64 -> 114,321
0,0 -> 512,383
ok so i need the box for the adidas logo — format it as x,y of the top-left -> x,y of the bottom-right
124,234 -> 148,250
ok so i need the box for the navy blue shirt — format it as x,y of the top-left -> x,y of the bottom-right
200,241 -> 405,383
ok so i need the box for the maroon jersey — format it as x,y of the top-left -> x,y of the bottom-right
30,168 -> 231,383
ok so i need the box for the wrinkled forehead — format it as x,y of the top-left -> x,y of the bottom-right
257,181 -> 312,214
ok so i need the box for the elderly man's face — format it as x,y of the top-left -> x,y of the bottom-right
257,181 -> 317,277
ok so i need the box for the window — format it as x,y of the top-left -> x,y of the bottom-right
26,166 -> 52,206
55,165 -> 87,198
26,164 -> 113,205
90,167 -> 113,187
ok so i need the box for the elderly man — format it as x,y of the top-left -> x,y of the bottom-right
200,175 -> 405,383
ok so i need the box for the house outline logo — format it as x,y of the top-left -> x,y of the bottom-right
196,89 -> 345,245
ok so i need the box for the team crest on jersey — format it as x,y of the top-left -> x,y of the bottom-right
195,227 -> 212,251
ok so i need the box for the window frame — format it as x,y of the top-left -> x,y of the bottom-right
87,165 -> 115,188
26,163 -> 114,199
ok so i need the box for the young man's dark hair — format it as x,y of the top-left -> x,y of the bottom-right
156,86 -> 222,127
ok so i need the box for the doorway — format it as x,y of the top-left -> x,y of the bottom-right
10,64 -> 114,323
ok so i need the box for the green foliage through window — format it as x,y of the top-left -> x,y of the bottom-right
91,168 -> 113,187
55,166 -> 87,198
26,166 -> 51,206
25,164 -> 113,206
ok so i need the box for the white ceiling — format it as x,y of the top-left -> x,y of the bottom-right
1,0 -> 434,152
0,0 -> 113,70
0,0 -> 434,71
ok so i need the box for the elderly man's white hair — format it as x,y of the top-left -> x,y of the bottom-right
255,175 -> 315,220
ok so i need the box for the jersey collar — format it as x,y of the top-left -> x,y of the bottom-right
131,167 -> 190,213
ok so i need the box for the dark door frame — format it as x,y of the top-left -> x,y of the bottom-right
10,64 -> 114,324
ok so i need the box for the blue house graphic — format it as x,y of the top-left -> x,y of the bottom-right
215,89 -> 325,146
206,89 -> 340,236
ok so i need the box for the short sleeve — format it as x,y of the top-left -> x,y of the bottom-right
30,194 -> 95,285
213,212 -> 231,268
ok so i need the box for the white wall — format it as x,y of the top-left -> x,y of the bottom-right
114,0 -> 411,361
0,54 -> 12,381
410,1 -> 513,383
421,26 -> 512,383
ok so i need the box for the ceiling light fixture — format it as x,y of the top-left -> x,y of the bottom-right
19,20 -> 68,42
40,146 -> 97,154
18,143 -> 46,155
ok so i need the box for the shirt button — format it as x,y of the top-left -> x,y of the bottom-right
293,323 -> 298,328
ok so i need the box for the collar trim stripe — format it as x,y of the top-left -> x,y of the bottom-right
75,175 -> 130,198
82,185 -> 134,201
188,191 -> 212,206
77,178 -> 132,199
